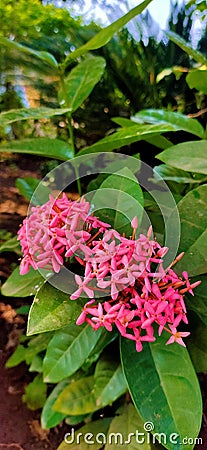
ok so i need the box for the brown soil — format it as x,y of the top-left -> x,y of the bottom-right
0,155 -> 207,449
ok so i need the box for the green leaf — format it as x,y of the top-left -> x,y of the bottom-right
0,107 -> 72,127
157,141 -> 207,175
1,266 -> 44,297
57,418 -> 112,450
27,283 -> 83,336
153,165 -> 207,184
0,236 -> 21,255
166,31 -> 207,65
120,332 -> 202,450
5,345 -> 27,368
91,167 -> 143,237
63,0 -> 153,65
41,380 -> 70,429
77,124 -> 180,155
83,328 -> 118,369
94,356 -> 127,407
105,404 -> 153,450
132,109 -> 204,139
185,275 -> 207,325
59,57 -> 106,112
43,325 -> 102,383
29,354 -> 43,373
23,374 -> 47,410
187,320 -> 207,373
173,184 -> 207,276
0,36 -> 58,69
16,177 -> 49,203
54,357 -> 127,416
0,138 -> 73,161
54,375 -> 97,414
186,69 -> 207,94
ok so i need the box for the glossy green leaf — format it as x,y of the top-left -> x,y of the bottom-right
157,141 -> 207,175
186,69 -> 207,94
54,356 -> 127,415
1,266 -> 44,297
94,356 -> 127,407
41,380 -> 70,429
43,325 -> 102,383
120,332 -> 202,450
54,375 -> 97,414
27,283 -> 83,336
83,328 -> 118,369
105,404 -> 153,450
57,418 -> 112,450
63,0 -> 153,65
187,320 -> 207,373
166,31 -> 207,66
59,57 -> 106,112
0,138 -> 73,161
153,165 -> 207,184
78,124 -> 179,156
112,117 -> 173,149
0,236 -> 21,255
0,107 -> 72,127
132,109 -> 204,138
16,177 -> 50,205
0,36 -> 58,69
91,167 -> 143,237
23,374 -> 47,410
173,185 -> 207,276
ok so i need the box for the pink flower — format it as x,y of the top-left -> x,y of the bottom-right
70,275 -> 94,300
166,325 -> 190,347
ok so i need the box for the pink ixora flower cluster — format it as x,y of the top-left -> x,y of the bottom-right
18,194 -> 200,351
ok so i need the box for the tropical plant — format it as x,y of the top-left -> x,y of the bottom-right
1,1 -> 207,449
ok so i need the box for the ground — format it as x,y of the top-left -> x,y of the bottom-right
0,155 -> 206,449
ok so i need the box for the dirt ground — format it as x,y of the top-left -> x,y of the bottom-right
0,155 -> 207,449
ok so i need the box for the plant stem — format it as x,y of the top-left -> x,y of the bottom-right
67,116 -> 82,197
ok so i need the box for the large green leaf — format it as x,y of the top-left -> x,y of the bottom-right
0,138 -> 73,160
94,355 -> 127,407
173,184 -> 207,276
41,380 -> 70,429
0,36 -> 58,69
165,31 -> 207,66
132,109 -> 204,138
54,357 -> 127,415
153,164 -> 207,184
120,333 -> 202,450
1,266 -> 44,297
59,57 -> 106,112
27,283 -> 83,335
91,167 -> 143,236
186,69 -> 207,94
43,324 -> 102,383
157,141 -> 207,175
77,124 -> 181,155
105,404 -> 155,450
187,320 -> 207,373
63,0 -> 153,66
0,107 -> 72,127
57,418 -> 112,450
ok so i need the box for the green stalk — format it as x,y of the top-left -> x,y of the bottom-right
59,72 -> 82,196
67,115 -> 82,197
